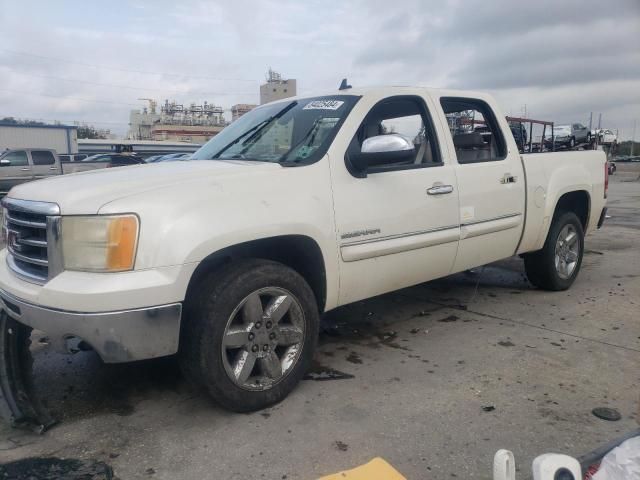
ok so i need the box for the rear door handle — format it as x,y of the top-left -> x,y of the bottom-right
500,174 -> 517,184
427,185 -> 454,195
49,166 -> 58,170
20,168 -> 31,171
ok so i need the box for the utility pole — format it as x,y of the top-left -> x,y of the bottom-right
597,113 -> 602,129
589,112 -> 593,131
631,120 -> 637,157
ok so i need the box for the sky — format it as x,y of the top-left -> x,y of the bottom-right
0,0 -> 639,139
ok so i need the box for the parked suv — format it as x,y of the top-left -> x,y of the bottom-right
81,153 -> 144,167
548,123 -> 591,149
59,154 -> 88,162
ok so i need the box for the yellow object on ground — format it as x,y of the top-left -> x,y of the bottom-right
319,457 -> 407,480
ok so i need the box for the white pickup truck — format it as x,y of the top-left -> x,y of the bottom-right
0,87 -> 607,412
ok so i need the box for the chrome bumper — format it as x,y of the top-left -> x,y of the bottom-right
0,288 -> 181,363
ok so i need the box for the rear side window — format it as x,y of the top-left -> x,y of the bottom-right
1,150 -> 29,166
440,97 -> 507,164
31,150 -> 56,165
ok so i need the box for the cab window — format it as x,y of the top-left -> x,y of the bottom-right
440,97 -> 507,164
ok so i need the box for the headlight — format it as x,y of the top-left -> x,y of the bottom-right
61,215 -> 139,272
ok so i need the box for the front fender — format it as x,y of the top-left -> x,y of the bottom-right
98,160 -> 340,308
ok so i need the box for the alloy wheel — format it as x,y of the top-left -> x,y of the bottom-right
554,224 -> 580,279
221,287 -> 305,390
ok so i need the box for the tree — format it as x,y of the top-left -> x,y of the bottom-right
77,125 -> 107,139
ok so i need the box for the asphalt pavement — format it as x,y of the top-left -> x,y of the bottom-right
1,163 -> 639,479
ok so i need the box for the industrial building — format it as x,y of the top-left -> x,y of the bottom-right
231,104 -> 258,122
260,69 -> 297,105
128,99 -> 227,142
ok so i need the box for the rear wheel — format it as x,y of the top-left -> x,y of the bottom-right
524,211 -> 584,291
180,259 -> 319,412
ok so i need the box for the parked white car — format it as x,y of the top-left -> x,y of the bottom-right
0,86 -> 607,412
597,129 -> 617,144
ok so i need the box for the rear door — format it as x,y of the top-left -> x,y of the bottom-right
0,150 -> 33,194
30,150 -> 61,179
438,96 -> 525,272
330,94 -> 460,305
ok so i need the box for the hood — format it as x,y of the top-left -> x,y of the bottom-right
7,160 -> 281,214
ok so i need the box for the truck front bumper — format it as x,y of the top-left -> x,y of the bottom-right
0,288 -> 182,363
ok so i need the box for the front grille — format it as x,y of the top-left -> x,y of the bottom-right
2,198 -> 61,284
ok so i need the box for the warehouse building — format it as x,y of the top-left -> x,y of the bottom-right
0,123 -> 78,154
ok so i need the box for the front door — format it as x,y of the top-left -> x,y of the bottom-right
438,96 -> 526,273
0,150 -> 33,194
330,94 -> 460,305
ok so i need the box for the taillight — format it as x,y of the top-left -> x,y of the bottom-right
604,162 -> 609,199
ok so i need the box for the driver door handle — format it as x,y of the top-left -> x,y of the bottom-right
427,185 -> 454,195
501,173 -> 517,184
20,167 -> 31,171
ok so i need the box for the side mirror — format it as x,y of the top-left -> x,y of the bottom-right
349,134 -> 415,177
0,159 -> 11,167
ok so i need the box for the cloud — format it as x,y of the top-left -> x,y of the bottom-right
0,0 -> 638,138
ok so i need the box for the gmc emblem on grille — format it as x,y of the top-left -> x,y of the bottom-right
7,230 -> 22,252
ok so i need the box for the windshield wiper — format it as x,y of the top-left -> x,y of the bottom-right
210,101 -> 297,160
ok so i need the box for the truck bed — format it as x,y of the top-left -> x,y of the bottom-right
517,150 -> 607,255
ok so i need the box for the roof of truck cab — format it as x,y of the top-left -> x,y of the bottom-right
263,85 -> 496,106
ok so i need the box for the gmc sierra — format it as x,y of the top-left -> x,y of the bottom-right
0,87 -> 607,413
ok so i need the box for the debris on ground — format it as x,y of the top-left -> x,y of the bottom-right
334,440 -> 349,452
482,405 -> 496,412
303,363 -> 354,381
346,352 -> 363,364
592,407 -> 622,422
0,312 -> 56,433
0,457 -> 113,480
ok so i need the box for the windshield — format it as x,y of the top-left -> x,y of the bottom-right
554,125 -> 571,135
192,95 -> 359,164
82,154 -> 110,162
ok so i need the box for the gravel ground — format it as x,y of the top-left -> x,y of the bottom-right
1,163 -> 638,479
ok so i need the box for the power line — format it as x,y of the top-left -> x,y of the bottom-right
0,89 -> 236,112
0,48 -> 258,83
0,89 -> 140,107
4,69 -> 257,97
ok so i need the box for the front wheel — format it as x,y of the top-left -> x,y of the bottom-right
524,211 -> 584,291
569,137 -> 576,148
181,259 -> 319,412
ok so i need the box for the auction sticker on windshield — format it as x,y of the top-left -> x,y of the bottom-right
303,100 -> 345,110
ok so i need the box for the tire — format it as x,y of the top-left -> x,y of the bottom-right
524,211 -> 584,291
180,259 -> 319,412
569,137 -> 576,148
587,133 -> 591,143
